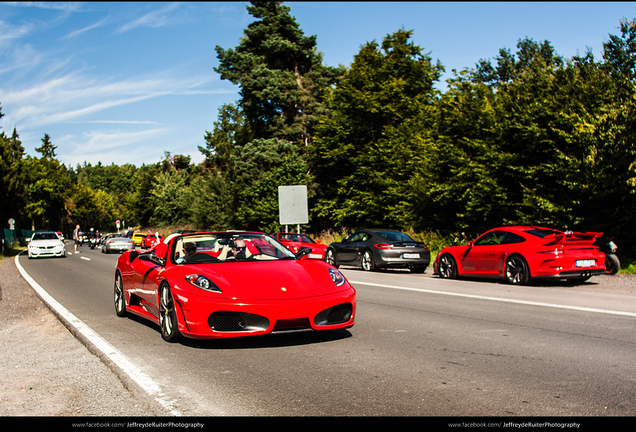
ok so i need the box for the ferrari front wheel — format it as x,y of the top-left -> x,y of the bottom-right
505,255 -> 529,285
114,272 -> 127,317
159,283 -> 181,342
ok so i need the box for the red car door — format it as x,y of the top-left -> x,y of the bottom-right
461,231 -> 509,275
133,253 -> 164,318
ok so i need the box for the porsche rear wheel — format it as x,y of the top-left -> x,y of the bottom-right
505,255 -> 529,285
114,272 -> 127,317
438,254 -> 457,279
361,250 -> 376,271
159,283 -> 181,342
604,254 -> 620,275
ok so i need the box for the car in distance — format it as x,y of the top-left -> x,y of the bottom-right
325,229 -> 430,273
142,232 -> 164,249
131,232 -> 146,247
102,234 -> 135,254
270,232 -> 327,260
433,226 -> 606,285
27,231 -> 66,259
114,231 -> 356,342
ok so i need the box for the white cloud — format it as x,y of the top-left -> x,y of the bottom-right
59,127 -> 169,167
0,71 -> 224,129
117,3 -> 181,33
0,19 -> 33,43
62,16 -> 109,40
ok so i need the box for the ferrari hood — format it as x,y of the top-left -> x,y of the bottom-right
201,261 -> 323,299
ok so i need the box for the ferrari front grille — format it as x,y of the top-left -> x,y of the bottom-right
314,303 -> 353,326
208,311 -> 269,332
273,318 -> 311,332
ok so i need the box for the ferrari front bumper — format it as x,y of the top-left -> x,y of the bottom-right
171,287 -> 356,339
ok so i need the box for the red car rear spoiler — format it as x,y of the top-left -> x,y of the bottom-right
542,231 -> 602,247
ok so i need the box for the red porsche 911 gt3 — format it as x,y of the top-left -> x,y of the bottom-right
114,231 -> 355,342
432,226 -> 606,285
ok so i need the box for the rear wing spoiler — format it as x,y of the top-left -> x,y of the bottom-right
542,231 -> 602,247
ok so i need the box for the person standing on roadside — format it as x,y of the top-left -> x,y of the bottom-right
73,224 -> 80,253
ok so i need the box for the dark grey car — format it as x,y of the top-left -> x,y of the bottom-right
325,229 -> 430,273
102,234 -> 135,254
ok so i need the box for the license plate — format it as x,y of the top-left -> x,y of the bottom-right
402,253 -> 420,259
308,254 -> 322,259
575,259 -> 596,267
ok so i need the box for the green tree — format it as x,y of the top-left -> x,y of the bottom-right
411,68 -> 504,235
131,165 -> 160,227
0,105 -> 27,231
215,0 -> 343,145
209,1 -> 341,230
23,134 -> 72,230
148,168 -> 194,227
311,29 -> 443,228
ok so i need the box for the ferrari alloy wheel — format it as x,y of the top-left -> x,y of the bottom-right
325,248 -> 338,268
438,254 -> 457,279
159,284 -> 181,342
114,272 -> 127,317
361,250 -> 377,271
505,255 -> 529,285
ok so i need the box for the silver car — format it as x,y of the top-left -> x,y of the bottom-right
27,231 -> 66,259
102,234 -> 135,254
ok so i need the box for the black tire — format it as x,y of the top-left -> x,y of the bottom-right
438,254 -> 457,279
325,248 -> 339,268
361,250 -> 376,271
114,272 -> 127,317
604,254 -> 620,275
504,254 -> 530,285
159,283 -> 182,343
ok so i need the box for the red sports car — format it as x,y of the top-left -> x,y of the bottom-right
270,232 -> 327,260
432,226 -> 606,285
142,232 -> 163,249
114,231 -> 355,342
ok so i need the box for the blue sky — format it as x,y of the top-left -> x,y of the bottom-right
1,2 -> 634,168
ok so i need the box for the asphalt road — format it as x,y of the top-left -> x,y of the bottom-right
11,242 -> 636,417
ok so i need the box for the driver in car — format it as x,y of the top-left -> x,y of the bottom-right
229,239 -> 247,260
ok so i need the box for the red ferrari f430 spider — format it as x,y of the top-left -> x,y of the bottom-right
114,231 -> 356,342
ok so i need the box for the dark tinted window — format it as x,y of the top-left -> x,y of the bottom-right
376,231 -> 414,242
524,229 -> 560,238
502,232 -> 526,244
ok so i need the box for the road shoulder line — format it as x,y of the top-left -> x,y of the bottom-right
14,252 -> 182,416
350,280 -> 636,317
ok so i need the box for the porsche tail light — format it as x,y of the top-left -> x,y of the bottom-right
374,243 -> 393,250
538,248 -> 564,256
186,274 -> 222,293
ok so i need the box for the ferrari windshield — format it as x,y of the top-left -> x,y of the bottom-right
173,232 -> 297,264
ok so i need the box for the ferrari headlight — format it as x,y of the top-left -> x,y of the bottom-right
328,268 -> 346,286
185,274 -> 222,293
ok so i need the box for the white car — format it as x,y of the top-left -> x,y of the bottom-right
27,231 -> 66,259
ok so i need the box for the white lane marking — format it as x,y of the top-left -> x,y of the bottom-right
14,253 -> 181,416
349,280 -> 636,318
80,256 -> 91,261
